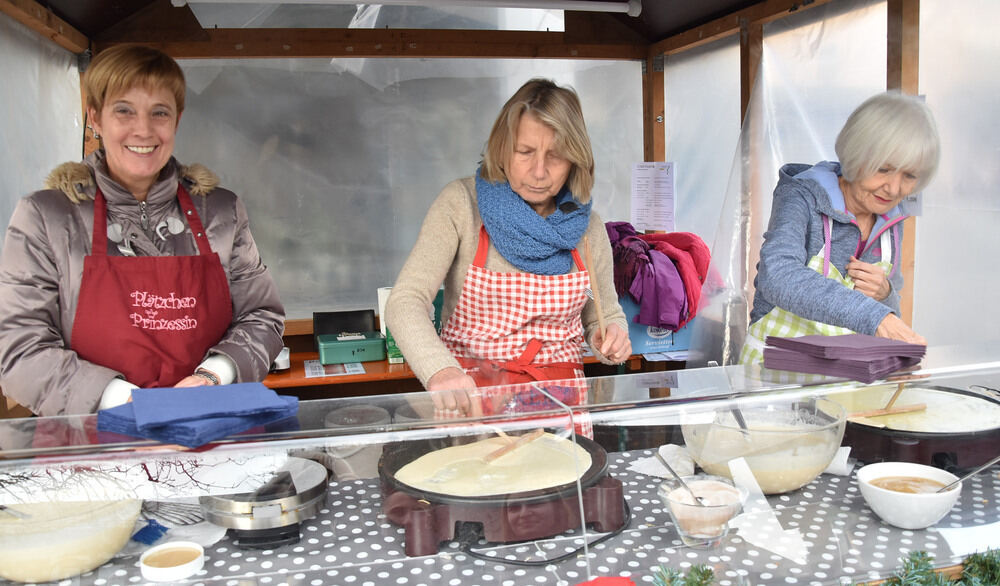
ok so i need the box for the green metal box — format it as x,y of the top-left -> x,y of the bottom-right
316,331 -> 386,364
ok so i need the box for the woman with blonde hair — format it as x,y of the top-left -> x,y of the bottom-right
741,91 -> 940,363
386,78 -> 630,417
0,44 -> 284,414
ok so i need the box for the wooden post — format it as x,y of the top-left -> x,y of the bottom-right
739,17 -> 763,123
887,0 -> 920,326
735,17 -> 764,363
642,52 -> 665,163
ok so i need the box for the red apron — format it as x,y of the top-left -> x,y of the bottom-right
70,185 -> 233,388
439,226 -> 592,435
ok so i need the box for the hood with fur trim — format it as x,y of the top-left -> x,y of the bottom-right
43,159 -> 219,204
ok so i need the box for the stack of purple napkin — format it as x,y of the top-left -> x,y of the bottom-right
97,382 -> 298,448
763,334 -> 925,383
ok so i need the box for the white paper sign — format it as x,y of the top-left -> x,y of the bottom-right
631,162 -> 675,232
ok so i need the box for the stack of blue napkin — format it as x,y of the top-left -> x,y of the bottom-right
763,334 -> 925,383
97,383 -> 298,448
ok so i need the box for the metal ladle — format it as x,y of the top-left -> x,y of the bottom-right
654,450 -> 707,507
936,453 -> 1000,493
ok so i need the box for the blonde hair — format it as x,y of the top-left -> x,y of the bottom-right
835,91 -> 940,192
481,78 -> 595,203
83,44 -> 186,115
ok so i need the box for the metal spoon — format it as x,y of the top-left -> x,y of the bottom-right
936,453 -> 1000,493
0,505 -> 30,519
654,450 -> 707,507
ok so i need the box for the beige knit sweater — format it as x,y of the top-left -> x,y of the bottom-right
384,177 -> 628,386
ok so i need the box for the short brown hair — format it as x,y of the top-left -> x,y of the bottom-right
481,79 -> 595,203
83,44 -> 186,115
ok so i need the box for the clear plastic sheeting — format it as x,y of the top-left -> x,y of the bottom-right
916,0 -> 1000,347
687,0 -> 888,366
187,2 -> 564,31
663,35 -> 740,246
176,57 -> 641,317
0,14 -> 82,230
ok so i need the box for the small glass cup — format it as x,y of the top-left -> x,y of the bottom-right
657,474 -> 745,549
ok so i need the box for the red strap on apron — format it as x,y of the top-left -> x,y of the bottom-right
474,225 -> 586,271
458,337 -> 582,386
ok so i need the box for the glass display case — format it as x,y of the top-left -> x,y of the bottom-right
1,341 -> 998,585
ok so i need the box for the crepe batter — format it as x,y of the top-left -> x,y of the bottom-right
830,385 -> 1000,432
394,432 -> 592,497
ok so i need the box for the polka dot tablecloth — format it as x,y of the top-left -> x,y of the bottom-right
31,452 -> 1000,586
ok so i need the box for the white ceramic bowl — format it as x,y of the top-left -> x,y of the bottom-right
140,540 -> 205,582
856,461 -> 962,529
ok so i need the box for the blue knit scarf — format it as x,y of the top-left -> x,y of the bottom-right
476,167 -> 592,275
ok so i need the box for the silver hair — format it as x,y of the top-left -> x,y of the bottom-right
835,91 -> 940,192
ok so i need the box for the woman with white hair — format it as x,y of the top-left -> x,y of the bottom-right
741,91 -> 940,363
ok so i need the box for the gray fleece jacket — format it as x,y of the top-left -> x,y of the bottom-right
0,151 -> 285,415
749,161 -> 906,335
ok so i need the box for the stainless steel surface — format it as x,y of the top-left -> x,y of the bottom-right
199,458 -> 328,530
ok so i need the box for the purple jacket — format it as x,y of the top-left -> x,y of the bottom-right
606,222 -> 687,331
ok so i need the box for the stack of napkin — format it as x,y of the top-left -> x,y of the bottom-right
763,334 -> 925,383
97,383 -> 298,448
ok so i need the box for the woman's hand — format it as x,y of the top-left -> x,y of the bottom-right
174,368 -> 221,388
847,256 -> 891,301
592,323 -> 632,364
875,313 -> 927,345
426,367 -> 482,417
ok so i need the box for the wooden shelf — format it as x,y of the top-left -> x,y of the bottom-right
264,352 -> 415,389
264,352 -> 644,390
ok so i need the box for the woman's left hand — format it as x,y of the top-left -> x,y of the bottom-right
174,375 -> 210,387
593,323 -> 632,364
174,370 -> 220,387
846,256 -> 891,301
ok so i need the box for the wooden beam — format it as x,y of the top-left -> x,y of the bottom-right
641,53 -> 664,162
739,17 -> 763,123
739,16 -> 765,338
650,0 -> 837,57
96,28 -> 645,61
0,0 -> 88,54
887,0 -> 919,93
887,0 -> 920,326
94,0 -> 209,45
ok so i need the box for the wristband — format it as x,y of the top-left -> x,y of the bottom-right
194,368 -> 221,386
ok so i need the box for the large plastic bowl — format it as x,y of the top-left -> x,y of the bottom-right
681,397 -> 846,494
856,461 -> 961,529
0,499 -> 141,582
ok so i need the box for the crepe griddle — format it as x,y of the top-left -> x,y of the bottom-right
379,434 -> 625,557
843,385 -> 1000,472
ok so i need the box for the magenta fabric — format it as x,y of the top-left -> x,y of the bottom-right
607,222 -> 688,331
638,232 -> 712,328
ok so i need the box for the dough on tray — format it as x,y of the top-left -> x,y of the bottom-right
394,432 -> 592,497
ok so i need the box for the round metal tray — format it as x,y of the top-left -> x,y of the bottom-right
200,457 -> 328,530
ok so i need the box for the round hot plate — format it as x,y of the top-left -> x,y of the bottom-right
378,434 -> 626,557
379,434 -> 609,506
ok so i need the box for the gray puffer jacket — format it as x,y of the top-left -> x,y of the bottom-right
0,151 -> 285,415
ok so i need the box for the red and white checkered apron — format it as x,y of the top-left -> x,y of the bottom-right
439,226 -> 592,436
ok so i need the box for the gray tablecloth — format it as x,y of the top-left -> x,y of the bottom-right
19,451 -> 1000,586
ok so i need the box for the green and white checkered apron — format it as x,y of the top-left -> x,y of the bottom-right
740,216 -> 892,364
